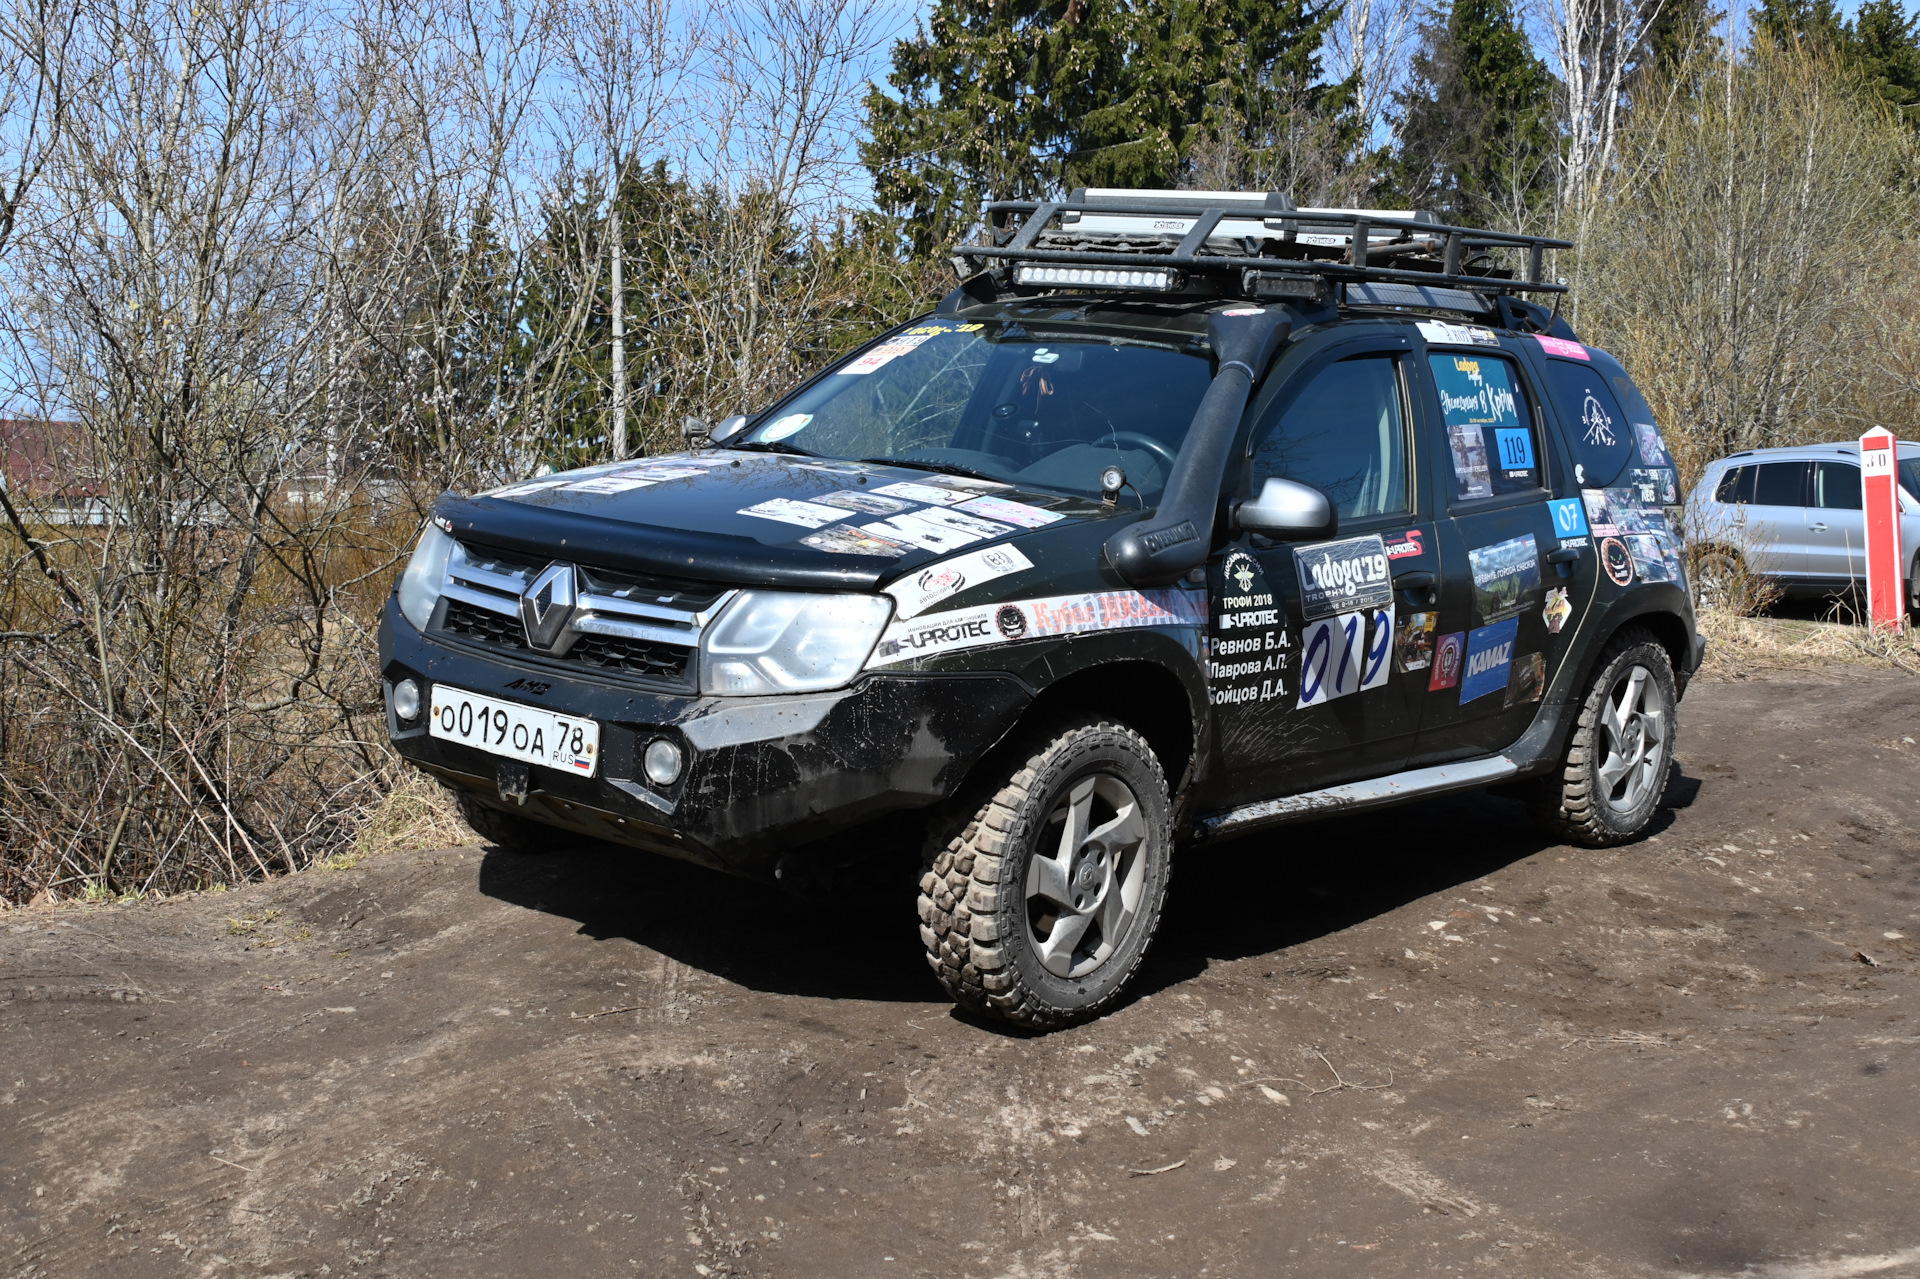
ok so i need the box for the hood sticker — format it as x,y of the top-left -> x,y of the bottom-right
814,490 -> 912,515
861,507 -> 1012,553
1294,534 -> 1392,621
489,478 -> 571,498
868,588 -> 1206,668
799,525 -> 908,556
1468,533 -> 1540,623
954,494 -> 1063,528
888,545 -> 1035,619
872,480 -> 968,506
564,475 -> 659,494
739,497 -> 845,529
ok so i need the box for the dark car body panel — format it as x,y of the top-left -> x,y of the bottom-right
380,295 -> 1700,882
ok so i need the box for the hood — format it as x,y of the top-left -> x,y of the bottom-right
435,450 -> 1123,591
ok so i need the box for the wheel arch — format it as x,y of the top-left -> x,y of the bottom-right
1015,659 -> 1200,792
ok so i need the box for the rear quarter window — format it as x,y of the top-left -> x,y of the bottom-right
1540,359 -> 1637,487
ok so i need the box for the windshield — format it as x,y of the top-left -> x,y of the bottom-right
735,319 -> 1214,499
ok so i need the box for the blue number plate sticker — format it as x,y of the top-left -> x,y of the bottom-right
1547,496 -> 1590,539
1494,428 -> 1535,471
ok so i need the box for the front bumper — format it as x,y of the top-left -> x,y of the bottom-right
378,596 -> 1032,880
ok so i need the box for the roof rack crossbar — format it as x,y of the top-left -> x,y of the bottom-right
973,198 -> 1572,296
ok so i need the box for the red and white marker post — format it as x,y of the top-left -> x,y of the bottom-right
1860,427 -> 1906,633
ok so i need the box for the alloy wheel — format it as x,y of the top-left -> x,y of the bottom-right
1024,774 -> 1148,979
1597,665 -> 1668,812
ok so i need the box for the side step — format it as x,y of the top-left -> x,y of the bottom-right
1197,755 -> 1519,841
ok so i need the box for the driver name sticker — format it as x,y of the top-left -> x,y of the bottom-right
739,497 -> 844,529
867,588 -> 1206,667
1208,549 -> 1290,707
1294,534 -> 1392,621
871,481 -> 968,506
953,495 -> 1063,528
887,545 -> 1035,619
861,506 -> 1013,553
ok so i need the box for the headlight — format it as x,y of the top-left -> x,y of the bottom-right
699,591 -> 892,696
397,523 -> 454,631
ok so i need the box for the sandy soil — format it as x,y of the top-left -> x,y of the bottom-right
4,669 -> 1918,1279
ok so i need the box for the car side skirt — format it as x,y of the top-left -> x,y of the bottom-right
1196,755 -> 1520,841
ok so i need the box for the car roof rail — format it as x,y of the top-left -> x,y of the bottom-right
955,189 -> 1573,316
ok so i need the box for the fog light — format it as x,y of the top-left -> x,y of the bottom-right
392,678 -> 422,722
643,737 -> 684,787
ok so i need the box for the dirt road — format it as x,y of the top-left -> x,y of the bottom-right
4,670 -> 1918,1278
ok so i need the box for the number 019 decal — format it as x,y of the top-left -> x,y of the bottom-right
1298,604 -> 1395,708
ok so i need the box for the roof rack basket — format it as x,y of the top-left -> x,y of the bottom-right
955,188 -> 1572,305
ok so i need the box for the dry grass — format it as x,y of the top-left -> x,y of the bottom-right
325,772 -> 478,871
1695,606 -> 1920,681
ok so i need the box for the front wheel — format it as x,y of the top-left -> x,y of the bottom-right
918,719 -> 1173,1030
1530,628 -> 1677,847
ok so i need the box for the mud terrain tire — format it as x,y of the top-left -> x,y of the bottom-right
918,719 -> 1172,1030
455,791 -> 556,854
1531,626 -> 1676,847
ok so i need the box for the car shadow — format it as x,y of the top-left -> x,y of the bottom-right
476,763 -> 1706,1014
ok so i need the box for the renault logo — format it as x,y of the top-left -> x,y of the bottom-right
520,563 -> 578,652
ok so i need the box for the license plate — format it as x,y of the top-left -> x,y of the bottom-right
428,685 -> 600,777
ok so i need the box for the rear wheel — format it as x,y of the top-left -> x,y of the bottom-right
1531,628 -> 1676,847
455,791 -> 557,854
918,719 -> 1172,1030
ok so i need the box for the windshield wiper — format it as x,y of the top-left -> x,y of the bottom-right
858,457 -> 1005,483
727,439 -> 817,456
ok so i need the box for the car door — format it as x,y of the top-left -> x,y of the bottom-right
1716,460 -> 1810,577
1408,337 -> 1597,762
1205,335 -> 1435,803
1804,459 -> 1866,586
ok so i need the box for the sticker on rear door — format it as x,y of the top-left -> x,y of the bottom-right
1460,617 -> 1519,704
1468,534 -> 1540,623
1294,535 -> 1391,621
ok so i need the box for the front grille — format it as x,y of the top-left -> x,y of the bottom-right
443,599 -> 528,650
570,633 -> 695,681
431,539 -> 727,690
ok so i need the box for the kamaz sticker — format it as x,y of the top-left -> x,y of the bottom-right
867,588 -> 1206,668
1294,534 -> 1392,621
1460,617 -> 1519,704
887,545 -> 1034,619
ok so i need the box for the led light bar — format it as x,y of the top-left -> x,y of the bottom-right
1015,265 -> 1178,291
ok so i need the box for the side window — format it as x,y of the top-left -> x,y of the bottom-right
1541,359 -> 1635,486
1753,461 -> 1807,507
1715,465 -> 1754,504
1811,461 -> 1863,510
1427,352 -> 1541,503
1252,355 -> 1410,519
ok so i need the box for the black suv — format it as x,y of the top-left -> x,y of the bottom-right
380,190 -> 1702,1029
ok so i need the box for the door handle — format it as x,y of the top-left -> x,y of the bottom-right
1810,522 -> 1828,532
1546,546 -> 1583,565
1392,570 -> 1435,589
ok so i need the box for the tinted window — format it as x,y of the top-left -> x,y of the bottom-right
1753,461 -> 1807,506
1541,360 -> 1636,487
739,320 -> 1213,500
1714,465 -> 1751,504
1899,457 -> 1919,502
1253,355 -> 1409,518
1427,353 -> 1541,502
1812,461 -> 1862,510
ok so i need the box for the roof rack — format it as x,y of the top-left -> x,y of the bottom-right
955,188 -> 1573,307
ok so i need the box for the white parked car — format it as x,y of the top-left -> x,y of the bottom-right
1687,441 -> 1920,617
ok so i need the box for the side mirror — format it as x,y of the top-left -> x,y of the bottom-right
1233,476 -> 1336,540
709,414 -> 749,445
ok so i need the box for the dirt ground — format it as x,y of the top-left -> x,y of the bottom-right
4,668 -> 1918,1279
